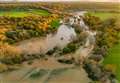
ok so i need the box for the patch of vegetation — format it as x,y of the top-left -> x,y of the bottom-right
84,14 -> 120,48
84,14 -> 120,82
57,59 -> 73,64
0,9 -> 50,17
62,43 -> 77,54
103,42 -> 120,81
45,68 -> 69,82
50,19 -> 60,29
83,60 -> 101,81
27,60 -> 33,65
88,12 -> 120,20
5,29 -> 43,44
46,47 -> 59,56
0,63 -> 8,73
0,13 -> 60,44
29,69 -> 48,79
30,9 -> 50,16
0,42 -> 22,64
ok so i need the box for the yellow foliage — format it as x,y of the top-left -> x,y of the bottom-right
104,64 -> 117,73
0,34 -> 6,41
0,28 -> 8,34
33,14 -> 59,31
0,43 -> 21,60
0,63 -> 8,72
0,27 -> 9,41
51,14 -> 58,18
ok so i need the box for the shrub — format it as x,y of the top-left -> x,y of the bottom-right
29,69 -> 47,78
93,46 -> 108,57
83,60 -> 102,81
62,43 -> 77,54
84,14 -> 120,49
0,63 -> 8,72
104,64 -> 117,73
0,42 -> 22,64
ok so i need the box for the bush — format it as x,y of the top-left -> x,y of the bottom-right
104,64 -> 117,73
83,60 -> 102,81
84,14 -> 102,31
100,18 -> 119,47
0,63 -> 8,72
62,43 -> 77,54
84,14 -> 120,49
29,69 -> 47,78
93,46 -> 108,57
0,42 -> 22,64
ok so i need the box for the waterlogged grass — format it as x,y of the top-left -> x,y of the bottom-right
89,12 -> 120,20
0,9 -> 50,17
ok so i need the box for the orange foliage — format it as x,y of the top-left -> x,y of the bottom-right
0,43 -> 21,59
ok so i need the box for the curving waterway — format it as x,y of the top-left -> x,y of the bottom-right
0,11 -> 96,83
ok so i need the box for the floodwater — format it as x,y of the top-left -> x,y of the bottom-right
0,57 -> 91,83
17,24 -> 77,55
0,11 -> 96,83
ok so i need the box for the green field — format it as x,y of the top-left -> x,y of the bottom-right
0,9 -> 50,17
103,41 -> 120,81
91,12 -> 120,81
28,9 -> 50,16
89,12 -> 120,20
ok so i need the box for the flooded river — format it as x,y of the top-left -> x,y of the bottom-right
0,11 -> 96,83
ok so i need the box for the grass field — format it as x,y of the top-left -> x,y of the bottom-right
89,12 -> 120,20
29,9 -> 50,16
103,41 -> 120,81
0,9 -> 50,17
91,12 -> 120,81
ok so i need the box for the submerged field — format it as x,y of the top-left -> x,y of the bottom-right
0,9 -> 50,17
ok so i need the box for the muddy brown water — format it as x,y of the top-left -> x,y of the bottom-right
0,12 -> 96,83
0,57 -> 91,83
